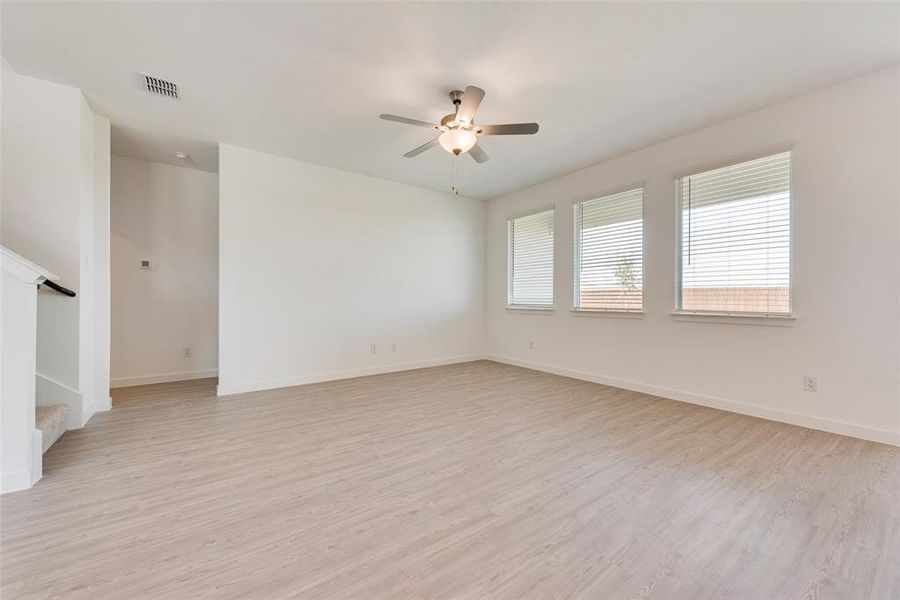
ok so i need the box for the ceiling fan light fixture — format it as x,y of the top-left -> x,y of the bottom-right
439,128 -> 477,155
380,85 -> 538,164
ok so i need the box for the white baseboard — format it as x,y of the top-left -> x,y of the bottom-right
80,396 -> 96,428
1,469 -> 32,494
31,429 -> 42,486
217,355 -> 486,396
95,396 -> 112,413
92,388 -> 112,413
111,369 -> 218,388
486,355 -> 900,447
1,430 -> 46,495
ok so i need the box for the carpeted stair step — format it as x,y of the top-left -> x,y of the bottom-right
36,404 -> 68,454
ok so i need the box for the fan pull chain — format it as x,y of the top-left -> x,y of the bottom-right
451,154 -> 460,196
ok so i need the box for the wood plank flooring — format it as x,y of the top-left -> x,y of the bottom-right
2,360 -> 898,599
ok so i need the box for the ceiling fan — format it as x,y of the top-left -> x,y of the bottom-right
379,86 -> 539,164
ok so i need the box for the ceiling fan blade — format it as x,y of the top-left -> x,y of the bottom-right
380,114 -> 439,129
468,142 -> 490,164
479,123 -> 539,135
456,86 -> 485,126
403,137 -> 440,158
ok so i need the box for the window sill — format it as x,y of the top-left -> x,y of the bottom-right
506,306 -> 555,314
671,311 -> 796,327
571,309 -> 644,319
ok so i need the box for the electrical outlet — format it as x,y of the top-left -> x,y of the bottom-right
370,344 -> 377,354
803,375 -> 818,392
528,340 -> 534,350
391,343 -> 399,352
140,259 -> 152,270
183,347 -> 192,358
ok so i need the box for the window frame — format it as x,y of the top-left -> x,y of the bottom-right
674,146 -> 795,319
572,184 -> 645,315
507,206 -> 556,310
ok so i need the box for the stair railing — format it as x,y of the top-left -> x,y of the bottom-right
39,280 -> 76,297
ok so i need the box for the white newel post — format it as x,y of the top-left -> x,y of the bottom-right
1,246 -> 59,493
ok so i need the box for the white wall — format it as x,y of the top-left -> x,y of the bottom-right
218,144 -> 485,395
110,156 -> 219,386
2,66 -> 82,392
1,65 -> 109,429
485,66 -> 900,445
1,66 -> 110,493
76,95 -> 94,423
92,115 -> 111,411
1,254 -> 48,493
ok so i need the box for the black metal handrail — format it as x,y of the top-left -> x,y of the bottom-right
40,280 -> 76,297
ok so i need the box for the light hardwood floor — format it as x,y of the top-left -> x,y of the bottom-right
2,361 -> 898,599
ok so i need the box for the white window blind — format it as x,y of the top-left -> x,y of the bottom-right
508,209 -> 554,307
678,151 -> 791,315
574,188 -> 643,311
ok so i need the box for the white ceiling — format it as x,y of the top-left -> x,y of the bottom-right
3,2 -> 898,200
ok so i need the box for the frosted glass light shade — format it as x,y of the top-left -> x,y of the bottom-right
439,129 -> 477,154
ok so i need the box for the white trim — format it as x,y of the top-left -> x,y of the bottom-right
31,429 -> 43,486
1,469 -> 33,494
95,396 -> 113,412
672,142 -> 796,180
35,372 -> 80,395
110,369 -> 219,388
217,355 -> 484,396
505,204 -> 556,221
571,309 -> 644,319
1,429 -> 42,494
671,311 -> 796,327
80,396 -> 96,428
570,181 -> 646,207
485,355 -> 900,447
506,306 -> 555,314
1,245 -> 58,285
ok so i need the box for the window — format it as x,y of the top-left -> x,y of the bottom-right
508,208 -> 554,308
574,188 -> 643,312
678,151 -> 791,315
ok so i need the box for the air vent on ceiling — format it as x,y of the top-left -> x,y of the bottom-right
141,73 -> 179,99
